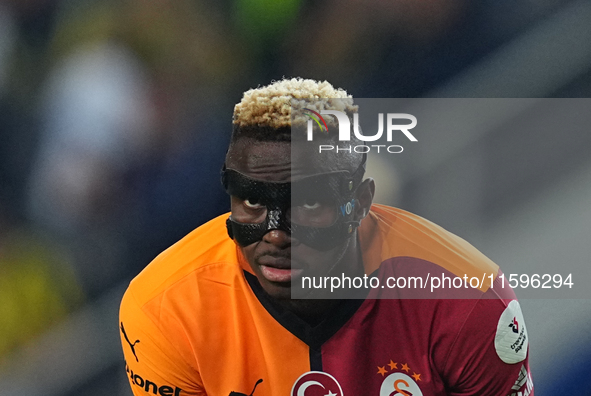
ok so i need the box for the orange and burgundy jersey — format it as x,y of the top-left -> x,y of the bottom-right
119,204 -> 533,396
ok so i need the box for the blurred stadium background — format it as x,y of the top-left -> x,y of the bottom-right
1,0 -> 590,394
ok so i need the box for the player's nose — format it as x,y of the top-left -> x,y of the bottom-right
262,229 -> 291,248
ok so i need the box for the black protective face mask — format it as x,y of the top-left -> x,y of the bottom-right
221,155 -> 366,250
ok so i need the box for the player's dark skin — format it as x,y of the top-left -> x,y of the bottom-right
225,137 -> 375,324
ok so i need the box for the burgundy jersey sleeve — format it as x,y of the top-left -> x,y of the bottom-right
442,277 -> 533,396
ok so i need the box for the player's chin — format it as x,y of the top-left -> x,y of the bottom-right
258,278 -> 294,300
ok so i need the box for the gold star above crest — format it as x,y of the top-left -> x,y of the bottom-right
412,372 -> 421,382
377,366 -> 388,376
401,363 -> 410,372
388,360 -> 397,370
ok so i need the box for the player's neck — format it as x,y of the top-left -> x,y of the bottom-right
280,299 -> 342,326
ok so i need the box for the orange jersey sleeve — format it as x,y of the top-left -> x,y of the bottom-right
120,288 -> 205,395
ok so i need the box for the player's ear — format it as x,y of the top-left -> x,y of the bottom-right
354,178 -> 374,221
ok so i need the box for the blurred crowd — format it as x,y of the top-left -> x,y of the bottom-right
0,0 -> 575,372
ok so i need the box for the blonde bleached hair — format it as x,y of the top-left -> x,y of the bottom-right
233,78 -> 357,134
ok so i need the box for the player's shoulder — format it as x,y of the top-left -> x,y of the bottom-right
125,212 -> 238,305
361,204 -> 499,278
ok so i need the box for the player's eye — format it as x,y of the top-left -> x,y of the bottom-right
302,201 -> 321,210
244,198 -> 264,209
290,198 -> 336,227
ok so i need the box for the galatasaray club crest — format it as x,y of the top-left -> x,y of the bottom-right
376,360 -> 423,396
291,371 -> 344,396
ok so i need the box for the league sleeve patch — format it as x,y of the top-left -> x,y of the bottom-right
494,300 -> 528,364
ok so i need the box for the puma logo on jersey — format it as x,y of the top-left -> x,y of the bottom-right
120,322 -> 140,362
229,379 -> 263,396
